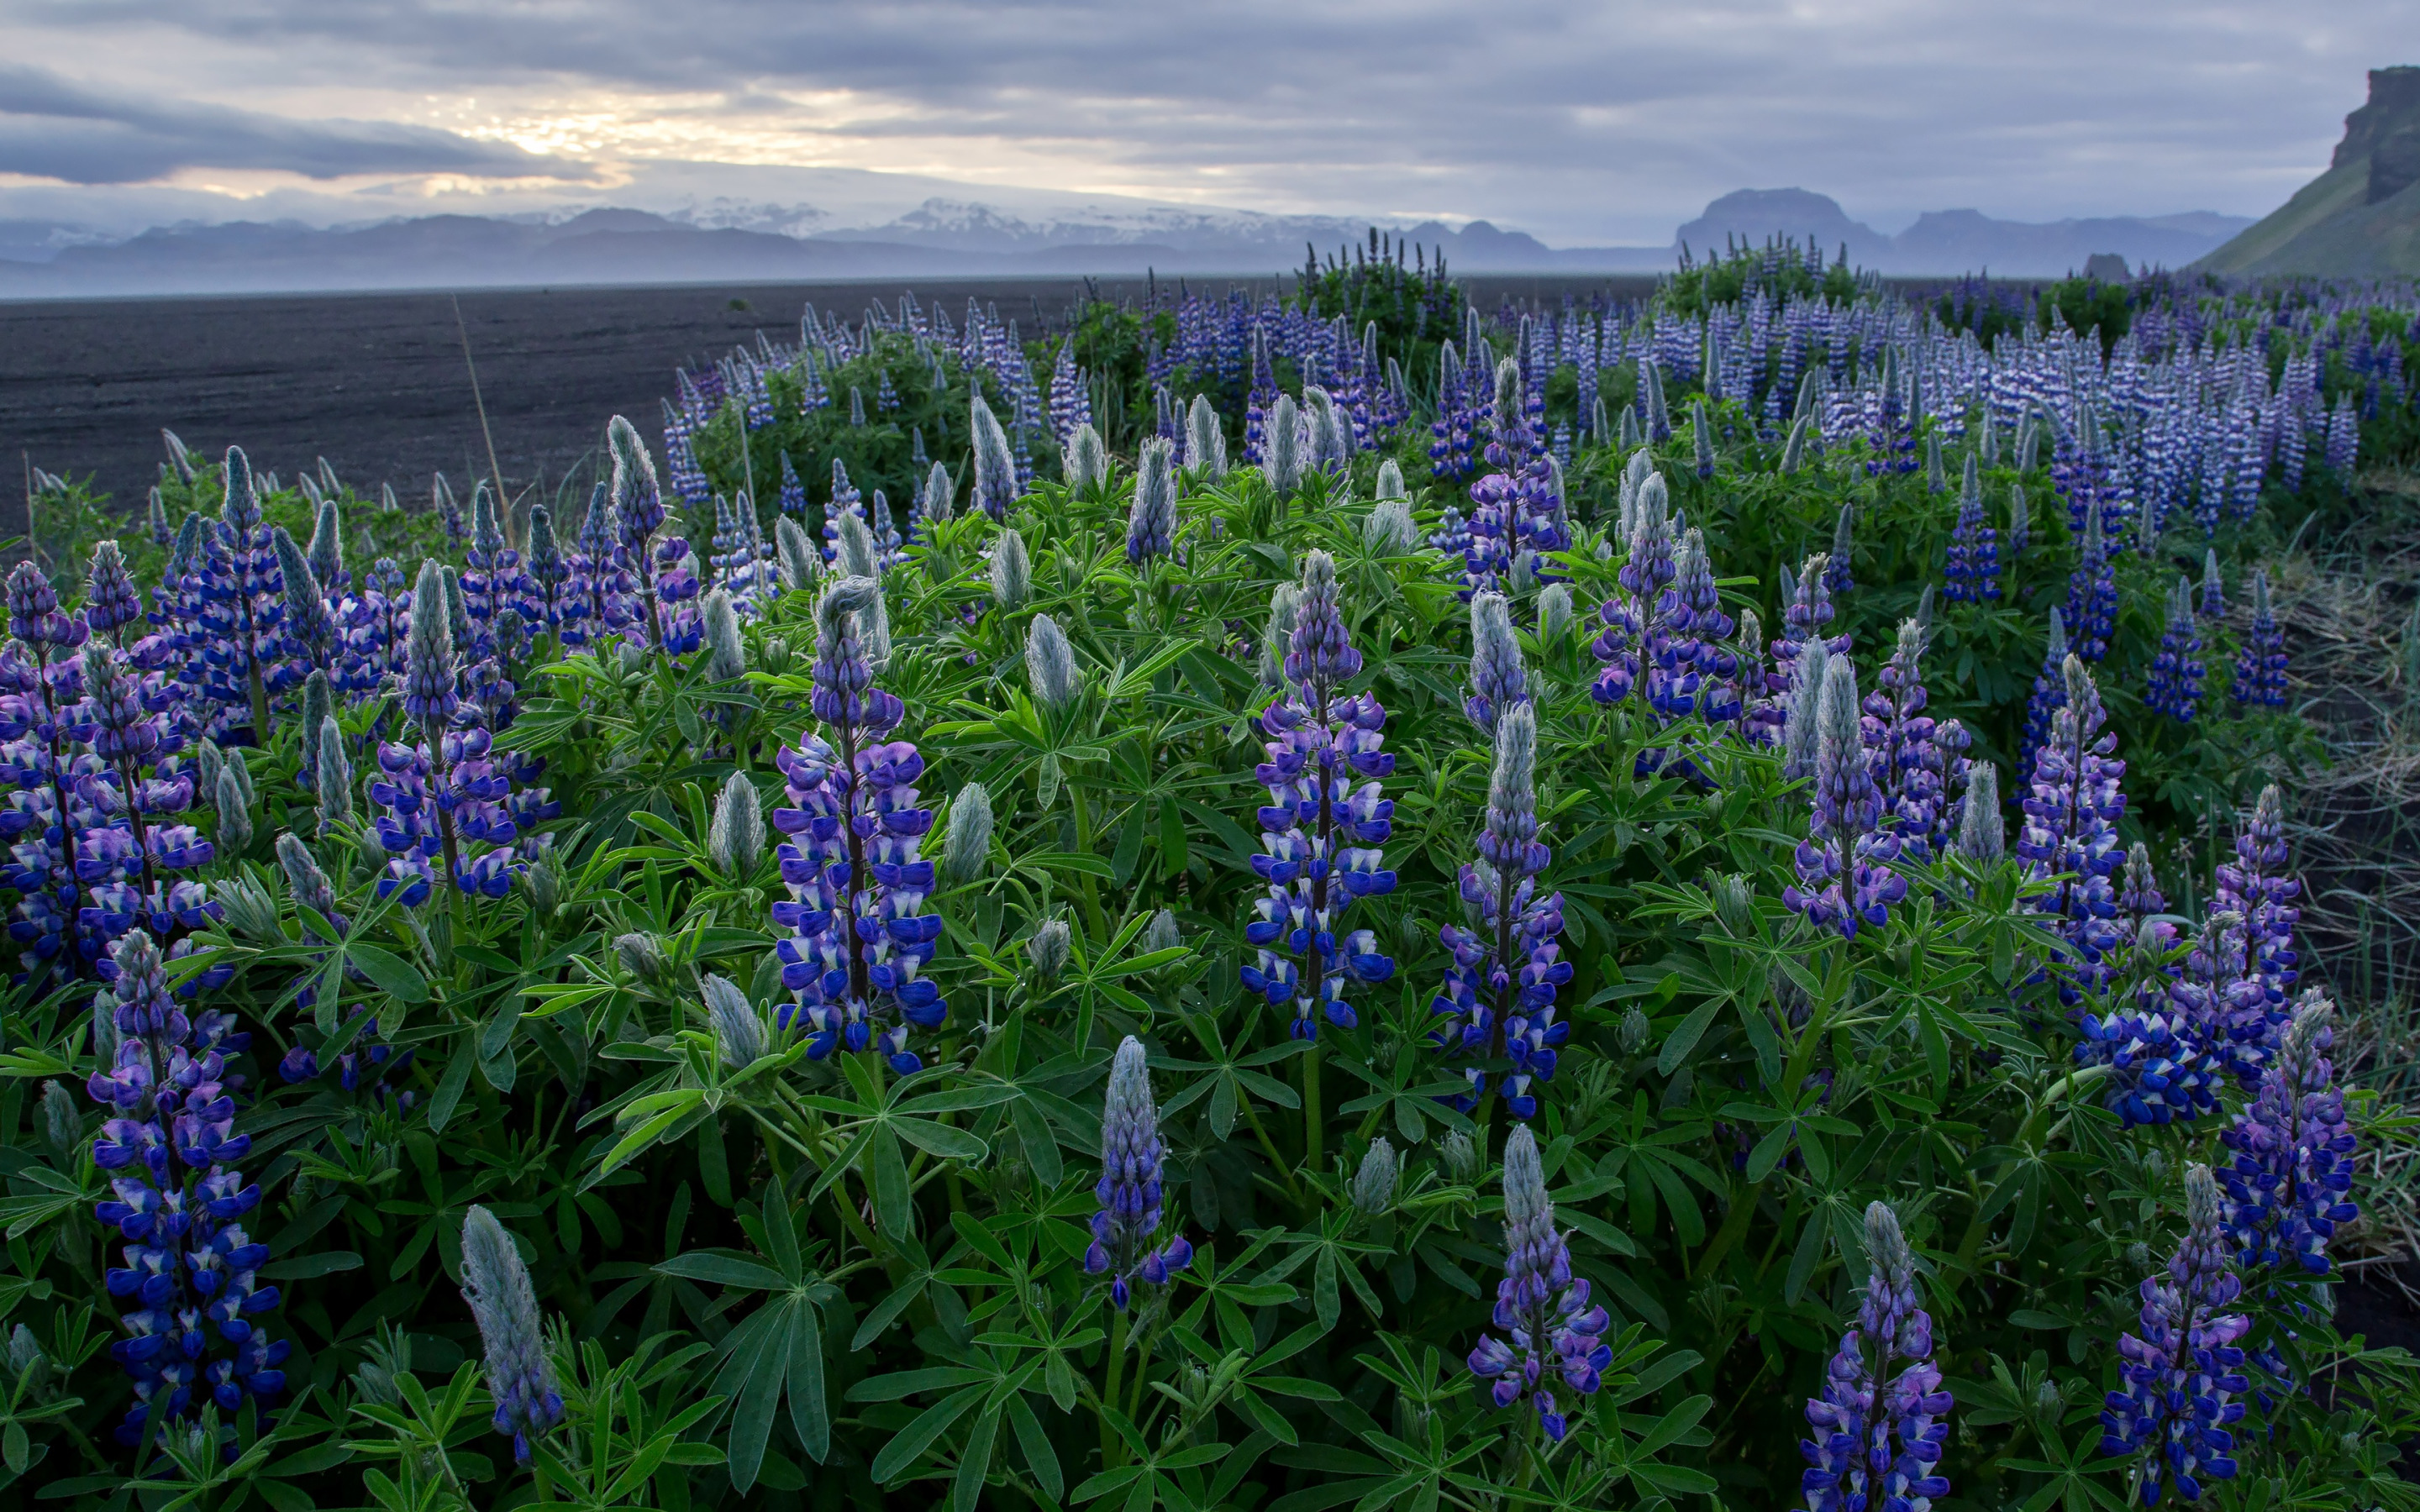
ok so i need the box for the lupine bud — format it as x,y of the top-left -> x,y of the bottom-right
1365,496 -> 1417,555
405,559 -> 459,727
989,528 -> 1031,610
1782,638 -> 1833,780
40,1079 -> 78,1158
215,767 -> 255,853
89,995 -> 121,1065
1352,1137 -> 1400,1215
1780,412 -> 1810,473
276,832 -> 339,922
1956,763 -> 2004,863
701,588 -> 744,684
615,932 -> 669,985
217,870 -> 280,941
776,517 -> 820,591
1186,394 -> 1228,480
1259,582 -> 1302,686
1538,583 -> 1574,642
459,1206 -> 565,1464
1064,423 -> 1108,493
1086,1036 -> 1193,1307
834,509 -> 879,581
1618,1005 -> 1650,1053
1028,919 -> 1071,981
1127,437 -> 1178,563
272,524 -> 334,659
1261,393 -> 1303,494
317,711 -> 353,832
527,852 -> 562,919
702,975 -> 765,1068
1025,613 -> 1079,710
82,538 -> 143,635
2006,485 -> 2030,557
6,1323 -> 46,1394
1441,1128 -> 1479,1183
708,770 -> 765,878
1143,908 -> 1181,957
299,671 -> 333,781
1376,458 -> 1407,501
923,461 -> 955,522
1691,396 -> 1716,478
971,394 -> 1018,518
941,781 -> 994,884
1466,590 -> 1529,733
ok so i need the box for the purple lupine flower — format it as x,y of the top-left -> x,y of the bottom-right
2065,497 -> 2117,664
1457,360 -> 1565,595
609,416 -> 667,647
460,485 -> 526,662
2213,785 -> 2299,1027
821,460 -> 867,567
459,1205 -> 564,1464
2147,577 -> 2205,723
73,641 -> 220,967
1466,1126 -> 1611,1442
86,928 -> 287,1449
83,541 -> 146,645
270,526 -> 334,676
1944,454 -> 2000,603
768,577 -> 948,1072
522,504 -> 569,637
1466,591 -> 1529,734
2219,990 -> 2358,1277
1796,1202 -> 1952,1512
2198,550 -> 2225,620
1429,701 -> 1570,1116
2075,999 -> 2219,1130
1241,551 -> 1397,1038
2229,570 -> 2287,711
2016,656 -> 2128,1004
1823,507 -> 1855,596
1786,654 -> 1906,938
1084,1037 -> 1193,1310
2017,609 -> 2070,788
1861,620 -> 1947,861
2101,1166 -> 2250,1505
196,447 -> 285,740
777,452 -> 808,517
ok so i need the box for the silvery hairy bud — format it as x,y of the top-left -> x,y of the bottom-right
615,932 -> 669,986
1025,613 -> 1079,710
1538,583 -> 1573,642
1351,1137 -> 1400,1215
40,1080 -> 79,1158
1440,1128 -> 1479,1184
708,770 -> 765,878
941,781 -> 994,885
1618,1005 -> 1650,1054
702,974 -> 765,1069
1028,919 -> 1071,982
989,528 -> 1031,611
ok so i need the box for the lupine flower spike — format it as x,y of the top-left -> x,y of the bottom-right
2101,1166 -> 2249,1505
459,1205 -> 564,1463
1084,1037 -> 1193,1309
1466,1126 -> 1611,1441
1241,551 -> 1397,1037
767,578 -> 949,1071
1797,1203 -> 1952,1512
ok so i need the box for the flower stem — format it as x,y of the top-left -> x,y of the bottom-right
1100,1307 -> 1128,1469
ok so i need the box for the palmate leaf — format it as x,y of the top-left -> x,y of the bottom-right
666,1195 -> 837,1493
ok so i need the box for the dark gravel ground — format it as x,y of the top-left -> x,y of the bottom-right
0,272 -> 1660,532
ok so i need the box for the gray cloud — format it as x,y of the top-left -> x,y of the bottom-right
3,3 -> 2411,239
0,61 -> 584,183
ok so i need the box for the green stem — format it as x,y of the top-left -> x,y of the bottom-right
1066,780 -> 1110,943
1302,1045 -> 1324,1183
1239,1097 -> 1305,1205
1101,1308 -> 1128,1469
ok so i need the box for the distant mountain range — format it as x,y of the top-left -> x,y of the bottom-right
0,172 -> 2254,297
2201,66 -> 2420,276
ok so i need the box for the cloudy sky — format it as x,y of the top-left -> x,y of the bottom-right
0,1 -> 2408,244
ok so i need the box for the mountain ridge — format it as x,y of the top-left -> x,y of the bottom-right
2202,66 -> 2420,276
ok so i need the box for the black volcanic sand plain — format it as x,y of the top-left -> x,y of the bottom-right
0,273 -> 1660,532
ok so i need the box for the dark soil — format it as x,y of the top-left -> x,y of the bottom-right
0,273 -> 1664,530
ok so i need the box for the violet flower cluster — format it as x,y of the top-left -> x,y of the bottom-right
1467,1126 -> 1612,1442
2230,570 -> 2288,711
1085,1037 -> 1193,1310
1944,454 -> 2000,602
2101,1166 -> 2250,1506
1455,360 -> 1567,594
1797,1203 -> 1952,1512
2065,498 -> 2118,664
769,577 -> 949,1072
1241,552 -> 1397,1039
1429,700 -> 1570,1118
86,929 -> 287,1448
2147,576 -> 2206,723
2218,991 -> 2357,1277
2014,656 -> 2128,1003
1785,654 -> 1907,940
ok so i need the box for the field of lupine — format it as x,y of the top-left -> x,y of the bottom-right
3,240 -> 2418,1510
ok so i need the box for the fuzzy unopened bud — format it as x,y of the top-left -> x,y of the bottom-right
1064,423 -> 1108,493
1143,908 -> 1181,958
1025,613 -> 1079,710
1351,1137 -> 1400,1215
1261,393 -> 1303,494
276,832 -> 339,924
1260,582 -> 1302,687
1618,1005 -> 1650,1053
708,771 -> 765,878
40,1080 -> 78,1158
1375,457 -> 1407,501
1440,1128 -> 1479,1183
834,509 -> 879,581
317,718 -> 353,836
989,528 -> 1031,611
460,1205 -> 563,1463
702,975 -> 765,1069
1028,918 -> 1072,981
1365,496 -> 1416,556
776,517 -> 820,591
214,768 -> 254,854
923,461 -> 955,523
702,589 -> 744,682
942,781 -> 994,884
1537,583 -> 1574,642
1186,394 -> 1228,480
615,932 -> 669,986
527,852 -> 562,920
1957,763 -> 2004,862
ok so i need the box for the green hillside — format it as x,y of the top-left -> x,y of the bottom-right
2201,66 -> 2420,276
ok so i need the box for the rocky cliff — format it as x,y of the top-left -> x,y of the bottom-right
2202,67 -> 2420,276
